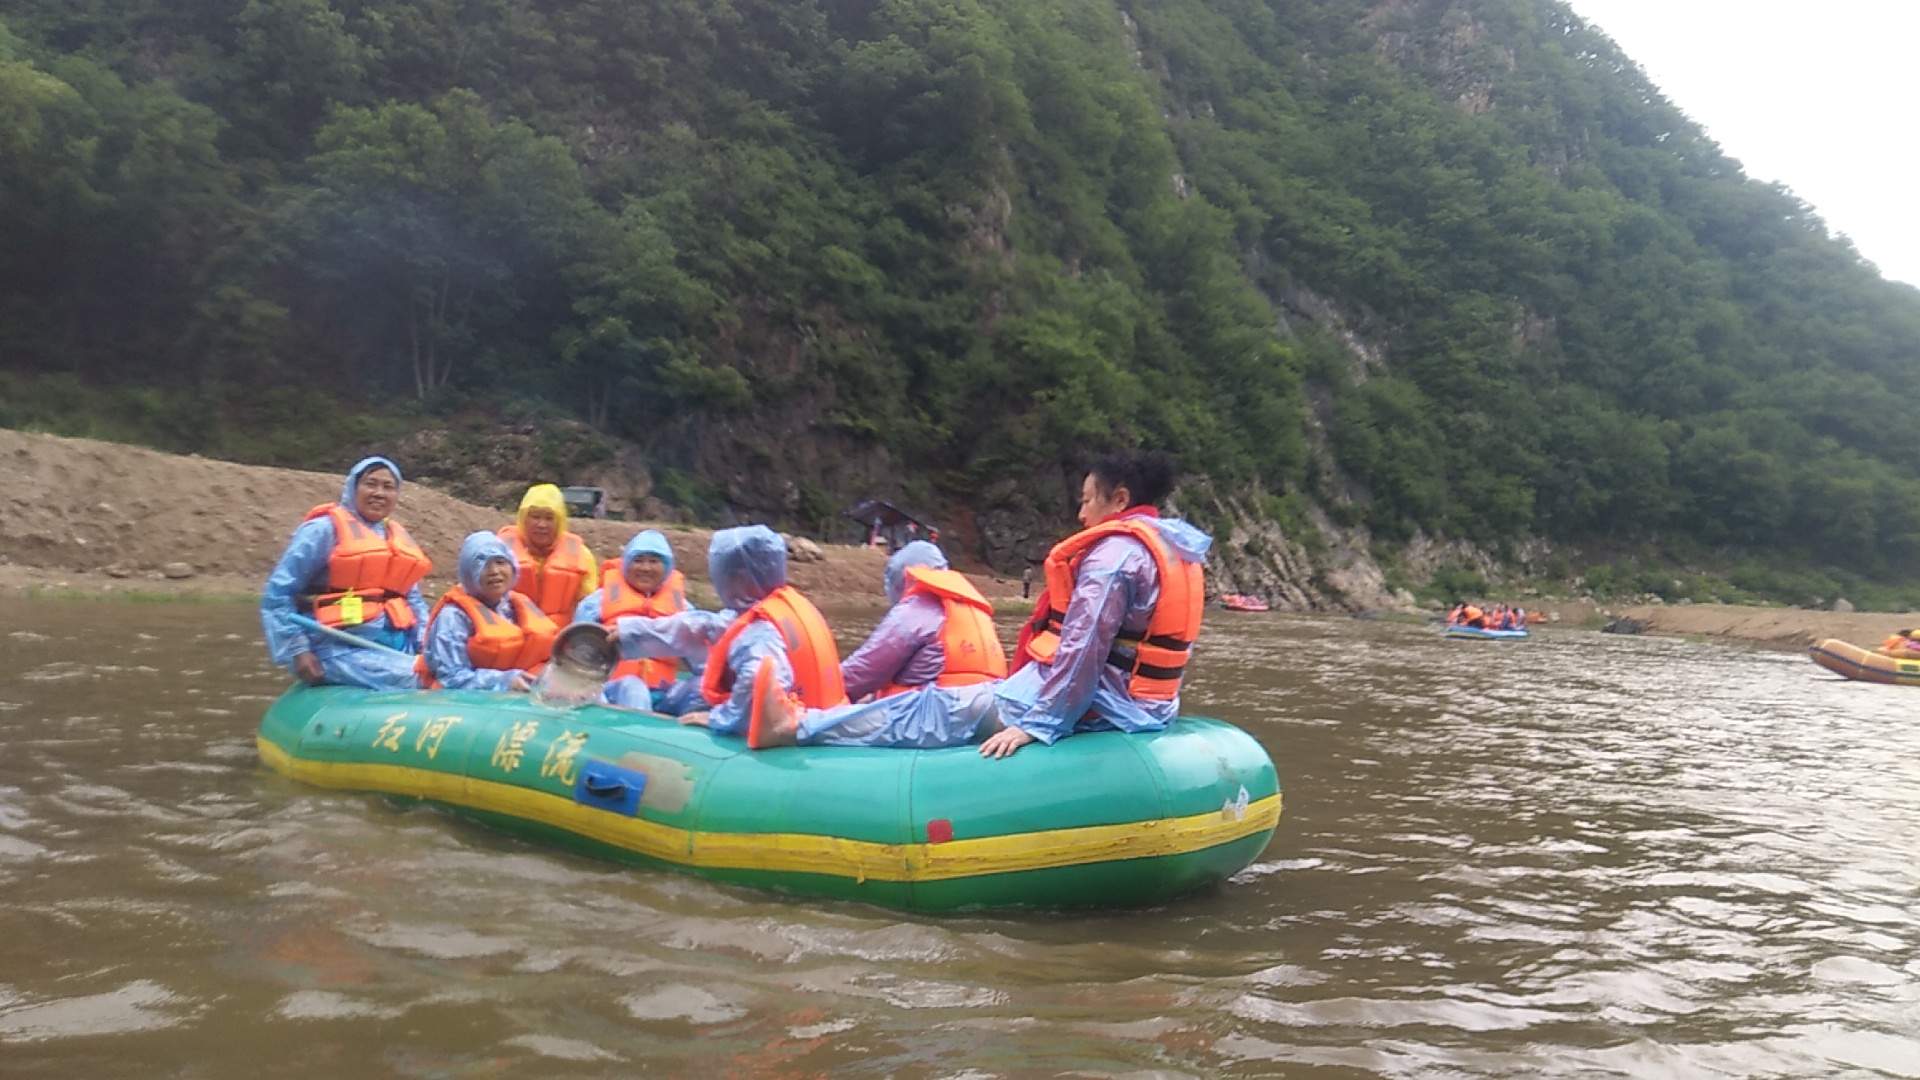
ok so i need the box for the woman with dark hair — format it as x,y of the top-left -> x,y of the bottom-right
981,449 -> 1210,758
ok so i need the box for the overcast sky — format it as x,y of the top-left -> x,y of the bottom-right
1563,0 -> 1920,287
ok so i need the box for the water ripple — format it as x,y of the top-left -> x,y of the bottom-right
4,602 -> 1919,1076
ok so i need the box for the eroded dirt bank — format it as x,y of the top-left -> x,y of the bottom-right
0,429 -> 1026,609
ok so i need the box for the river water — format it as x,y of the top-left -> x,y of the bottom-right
2,599 -> 1917,1078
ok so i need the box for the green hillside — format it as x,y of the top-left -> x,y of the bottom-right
3,0 -> 1917,596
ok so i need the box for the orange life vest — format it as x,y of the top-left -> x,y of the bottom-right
878,567 -> 1008,696
300,503 -> 432,630
1879,632 -> 1920,656
1023,517 -> 1205,702
416,587 -> 556,689
701,585 -> 848,709
499,527 -> 595,617
596,568 -> 689,688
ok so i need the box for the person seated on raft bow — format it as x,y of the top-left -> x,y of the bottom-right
573,529 -> 706,714
607,525 -> 846,735
260,456 -> 431,690
838,540 -> 1008,703
499,483 -> 599,618
417,532 -> 557,692
749,450 -> 1210,758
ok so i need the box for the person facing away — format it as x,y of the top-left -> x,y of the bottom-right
575,530 -> 705,715
839,541 -> 1007,702
498,483 -> 599,618
609,524 -> 846,735
260,456 -> 431,690
747,450 -> 1209,758
418,531 -> 557,692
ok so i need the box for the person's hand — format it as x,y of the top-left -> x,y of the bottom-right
293,653 -> 324,684
678,711 -> 710,727
509,671 -> 534,693
979,725 -> 1035,759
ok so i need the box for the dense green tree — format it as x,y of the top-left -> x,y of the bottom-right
3,0 -> 1920,583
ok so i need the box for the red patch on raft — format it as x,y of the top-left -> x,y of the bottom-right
926,819 -> 954,844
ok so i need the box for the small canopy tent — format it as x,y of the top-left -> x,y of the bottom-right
842,500 -> 937,553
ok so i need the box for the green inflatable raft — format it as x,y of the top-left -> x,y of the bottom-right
255,686 -> 1281,912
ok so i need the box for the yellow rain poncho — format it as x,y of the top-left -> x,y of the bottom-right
497,484 -> 600,617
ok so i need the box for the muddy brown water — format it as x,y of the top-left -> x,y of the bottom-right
2,599 -> 1917,1078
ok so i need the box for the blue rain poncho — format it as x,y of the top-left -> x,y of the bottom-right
259,457 -> 428,690
783,540 -> 1003,749
571,530 -> 684,624
991,514 -> 1212,744
421,532 -> 532,692
798,513 -> 1213,750
581,530 -> 703,713
839,541 -> 952,701
610,525 -> 791,734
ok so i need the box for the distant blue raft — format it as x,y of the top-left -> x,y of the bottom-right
1444,624 -> 1530,640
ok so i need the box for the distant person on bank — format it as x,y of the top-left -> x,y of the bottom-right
260,456 -> 431,690
606,525 -> 846,734
575,530 -> 705,714
416,532 -> 557,691
838,541 -> 1006,702
499,483 -> 599,618
749,451 -> 1208,758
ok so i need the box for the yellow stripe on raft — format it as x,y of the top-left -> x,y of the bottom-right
258,736 -> 1280,883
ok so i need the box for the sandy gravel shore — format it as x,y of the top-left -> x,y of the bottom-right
1595,603 -> 1918,651
2,429 -> 1908,649
0,429 -> 1026,610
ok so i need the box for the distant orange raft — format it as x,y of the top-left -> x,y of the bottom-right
1808,638 -> 1920,686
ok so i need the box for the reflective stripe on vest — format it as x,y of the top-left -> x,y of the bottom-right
1022,518 -> 1205,701
878,567 -> 1007,696
500,527 -> 595,618
300,503 -> 432,631
597,569 -> 688,688
418,587 -> 556,689
701,585 -> 848,709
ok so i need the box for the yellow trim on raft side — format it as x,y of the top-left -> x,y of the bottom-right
258,736 -> 1280,882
